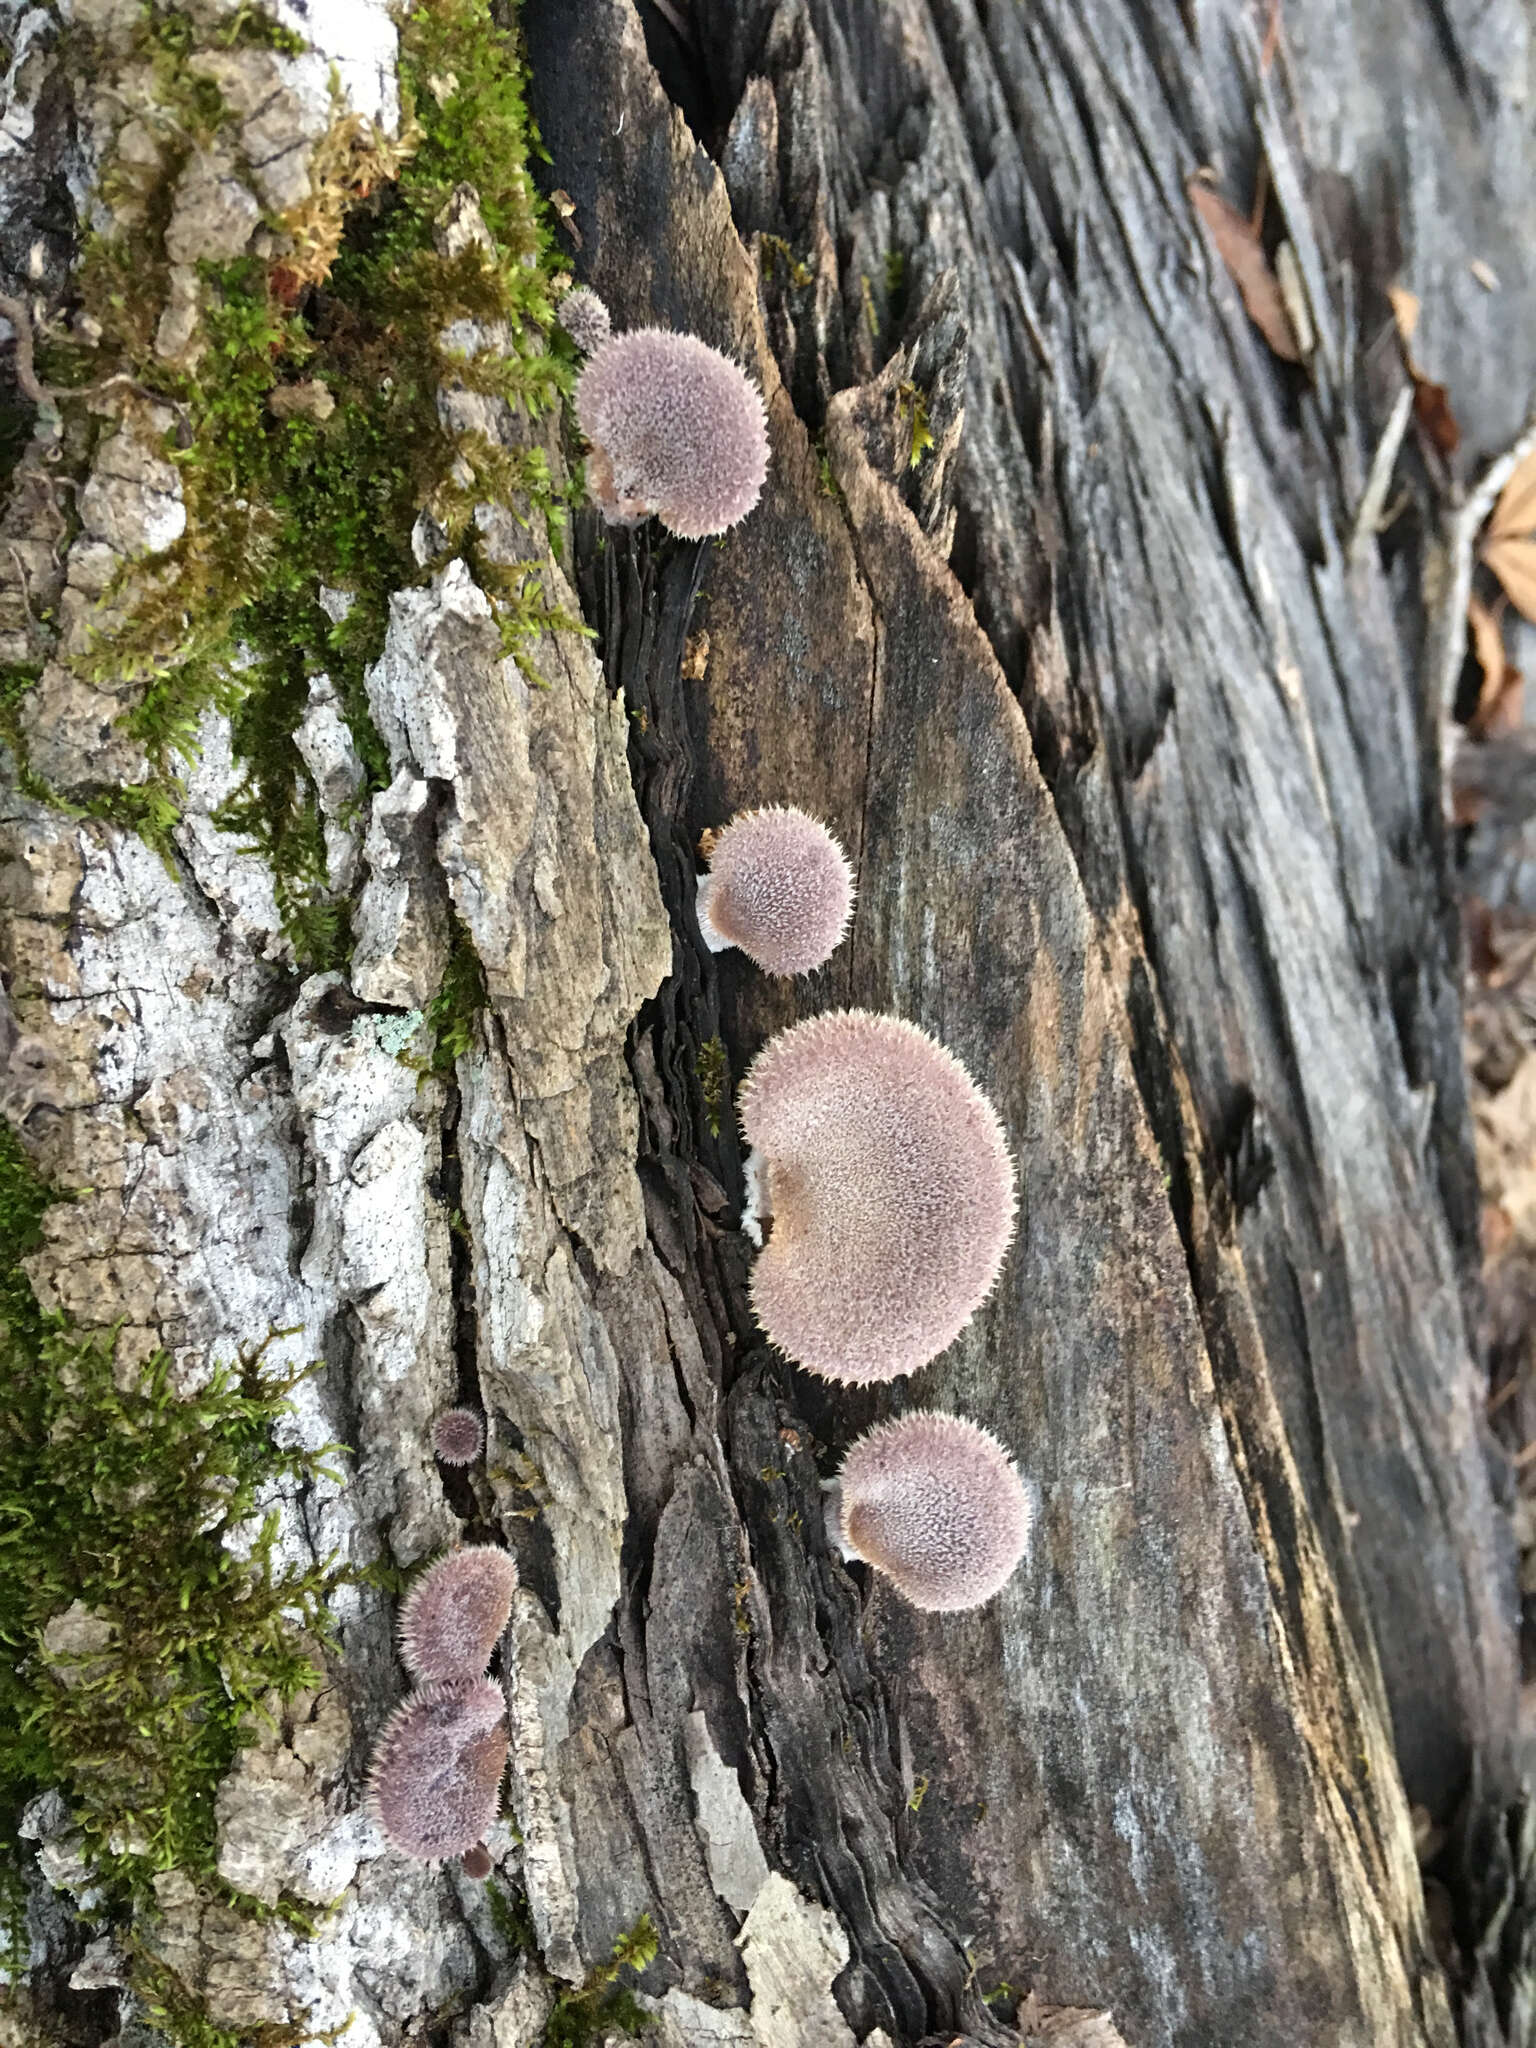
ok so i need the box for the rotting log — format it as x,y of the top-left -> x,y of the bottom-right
0,0 -> 1531,2045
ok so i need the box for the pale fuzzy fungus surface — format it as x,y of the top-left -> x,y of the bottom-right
696,806 -> 854,976
366,1678 -> 509,1863
738,1011 -> 1016,1382
558,284 -> 613,355
399,1545 -> 520,1684
432,1405 -> 486,1465
575,328 -> 769,539
835,1411 -> 1032,1611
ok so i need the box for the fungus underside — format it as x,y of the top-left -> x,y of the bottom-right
0,1125 -> 347,1970
6,0 -> 578,971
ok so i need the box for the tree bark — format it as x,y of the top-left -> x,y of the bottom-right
1,0 -> 1530,2046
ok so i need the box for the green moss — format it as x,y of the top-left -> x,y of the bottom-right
545,1913 -> 659,2048
895,380 -> 934,469
696,1036 -> 728,1139
423,913 -> 489,1073
0,1126 -> 348,1945
141,3 -> 308,58
39,0 -> 574,965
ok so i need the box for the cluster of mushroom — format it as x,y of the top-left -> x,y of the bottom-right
367,1407 -> 517,1877
560,285 -> 1031,1614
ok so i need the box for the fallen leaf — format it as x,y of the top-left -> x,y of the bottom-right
1491,445 -> 1536,542
1467,595 -> 1521,737
1187,177 -> 1301,362
1388,284 -> 1460,450
1413,376 -> 1461,455
1486,537 -> 1536,623
1388,285 -> 1421,347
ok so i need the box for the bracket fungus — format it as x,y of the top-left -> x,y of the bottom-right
366,1677 -> 509,1863
431,1405 -> 485,1466
738,1010 -> 1016,1382
696,805 -> 855,975
574,327 -> 769,538
398,1544 -> 519,1684
832,1411 -> 1032,1611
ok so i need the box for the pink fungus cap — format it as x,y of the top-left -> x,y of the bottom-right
738,1010 -> 1015,1382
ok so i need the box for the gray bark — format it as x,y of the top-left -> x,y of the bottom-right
2,0 -> 1533,2045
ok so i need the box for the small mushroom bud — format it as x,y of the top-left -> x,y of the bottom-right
575,327 -> 769,538
696,806 -> 854,976
460,1842 -> 494,1881
399,1545 -> 519,1684
557,285 -> 612,354
834,1411 -> 1032,1610
738,1010 -> 1015,1382
366,1678 -> 508,1862
431,1406 -> 485,1465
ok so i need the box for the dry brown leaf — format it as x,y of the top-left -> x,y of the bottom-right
1016,1993 -> 1130,2046
1388,284 -> 1421,347
1491,445 -> 1536,543
1488,672 -> 1525,737
1413,376 -> 1461,455
1486,536 -> 1536,623
1187,178 -> 1301,363
1467,595 -> 1517,736
1386,285 -> 1461,453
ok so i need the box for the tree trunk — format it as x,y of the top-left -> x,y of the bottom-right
1,1 -> 1530,2046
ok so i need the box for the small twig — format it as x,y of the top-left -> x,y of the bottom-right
1488,1375 -> 1522,1419
1348,382 -> 1414,564
6,544 -> 41,633
0,292 -> 49,405
1512,1435 -> 1536,1471
0,291 -> 137,406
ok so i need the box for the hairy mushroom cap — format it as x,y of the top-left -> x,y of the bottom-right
738,1010 -> 1015,1382
835,1410 -> 1032,1610
399,1545 -> 519,1684
558,285 -> 612,354
574,328 -> 769,538
460,1843 -> 494,1881
431,1406 -> 485,1466
696,806 -> 854,976
366,1677 -> 508,1862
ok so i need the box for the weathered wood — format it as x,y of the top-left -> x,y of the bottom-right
1,0 -> 1529,2043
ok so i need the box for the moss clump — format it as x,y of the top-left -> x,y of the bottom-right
141,4 -> 309,59
28,0 -> 574,966
424,912 -> 489,1073
0,1124 -> 346,1940
545,1913 -> 659,2048
696,1035 -> 728,1138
